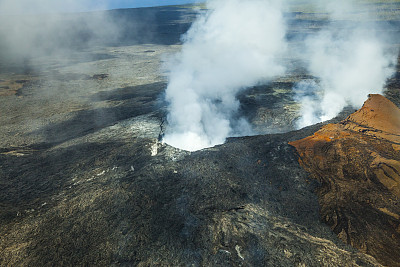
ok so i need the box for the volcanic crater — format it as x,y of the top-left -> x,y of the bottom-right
0,2 -> 399,267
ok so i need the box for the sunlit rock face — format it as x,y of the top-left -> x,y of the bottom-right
290,94 -> 400,267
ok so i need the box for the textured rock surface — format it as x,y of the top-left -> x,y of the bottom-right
0,126 -> 383,266
0,3 -> 399,266
290,94 -> 400,266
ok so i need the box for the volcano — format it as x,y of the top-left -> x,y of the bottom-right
0,2 -> 399,267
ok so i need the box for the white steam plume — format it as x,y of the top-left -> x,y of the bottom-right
293,79 -> 323,128
0,0 -> 119,68
164,0 -> 287,151
294,1 -> 398,129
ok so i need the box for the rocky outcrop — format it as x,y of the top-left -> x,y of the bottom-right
290,94 -> 400,266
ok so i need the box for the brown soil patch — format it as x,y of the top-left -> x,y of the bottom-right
0,79 -> 28,96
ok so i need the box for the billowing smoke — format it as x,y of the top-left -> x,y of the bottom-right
0,0 -> 119,70
294,1 -> 398,129
293,79 -> 324,128
163,0 -> 287,151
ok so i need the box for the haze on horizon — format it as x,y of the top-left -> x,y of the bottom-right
0,0 -> 204,14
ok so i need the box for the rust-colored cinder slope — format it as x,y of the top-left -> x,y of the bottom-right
290,94 -> 400,267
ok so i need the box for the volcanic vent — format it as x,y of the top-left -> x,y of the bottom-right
162,0 -> 398,152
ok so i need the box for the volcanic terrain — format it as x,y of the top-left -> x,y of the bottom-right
0,3 -> 399,266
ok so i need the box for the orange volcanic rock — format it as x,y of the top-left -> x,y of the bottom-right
345,94 -> 400,143
290,94 -> 400,266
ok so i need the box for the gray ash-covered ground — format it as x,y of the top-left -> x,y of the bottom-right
0,3 -> 399,266
1,123 -> 382,266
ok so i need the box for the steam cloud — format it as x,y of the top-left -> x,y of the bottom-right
294,1 -> 398,128
163,0 -> 287,151
0,0 -> 119,70
164,0 -> 398,151
2,1 -> 396,150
